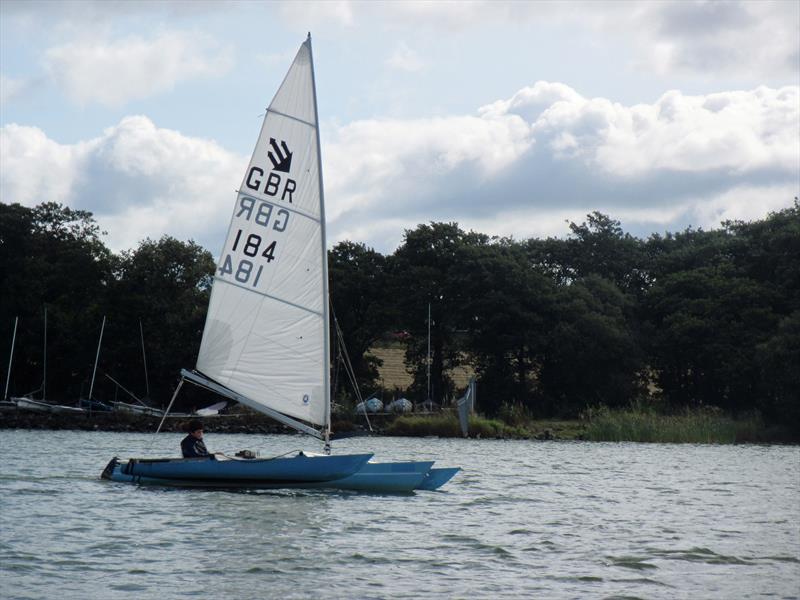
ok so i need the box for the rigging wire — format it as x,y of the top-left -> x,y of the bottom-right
330,304 -> 372,432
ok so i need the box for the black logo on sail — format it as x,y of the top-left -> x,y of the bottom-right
268,138 -> 293,173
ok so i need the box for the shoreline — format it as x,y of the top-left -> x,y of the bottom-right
0,407 -> 556,439
0,409 -> 307,435
2,408 -> 796,444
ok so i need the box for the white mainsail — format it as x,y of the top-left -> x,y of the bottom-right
196,36 -> 330,430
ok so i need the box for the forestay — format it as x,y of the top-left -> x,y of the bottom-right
197,37 -> 330,429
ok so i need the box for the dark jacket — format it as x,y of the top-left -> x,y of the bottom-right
181,434 -> 209,458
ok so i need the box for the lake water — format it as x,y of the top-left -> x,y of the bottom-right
0,430 -> 798,599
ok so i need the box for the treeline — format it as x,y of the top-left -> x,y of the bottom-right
0,203 -> 215,411
1,201 -> 798,429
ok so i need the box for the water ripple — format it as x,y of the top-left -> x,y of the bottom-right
0,431 -> 797,599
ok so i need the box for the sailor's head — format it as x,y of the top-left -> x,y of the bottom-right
187,419 -> 204,438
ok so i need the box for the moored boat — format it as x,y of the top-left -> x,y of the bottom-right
386,398 -> 413,413
14,396 -> 54,413
355,397 -> 384,414
111,401 -> 164,417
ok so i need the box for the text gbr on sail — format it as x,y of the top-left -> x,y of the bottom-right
245,168 -> 295,203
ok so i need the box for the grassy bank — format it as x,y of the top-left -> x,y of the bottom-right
382,405 -> 797,444
582,405 -> 796,444
385,413 -> 584,440
3,403 -> 794,444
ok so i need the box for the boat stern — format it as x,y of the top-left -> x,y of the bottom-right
100,456 -> 123,481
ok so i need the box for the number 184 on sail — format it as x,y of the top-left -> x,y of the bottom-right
217,195 -> 290,286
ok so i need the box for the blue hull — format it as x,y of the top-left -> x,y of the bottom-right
301,460 -> 436,492
103,452 -> 373,487
418,467 -> 461,491
102,454 -> 460,492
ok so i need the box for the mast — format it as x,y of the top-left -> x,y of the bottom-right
427,303 -> 431,404
139,319 -> 150,399
307,32 -> 333,447
88,316 -> 106,400
42,307 -> 47,402
4,317 -> 18,401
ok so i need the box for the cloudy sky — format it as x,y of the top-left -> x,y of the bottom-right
1,0 -> 798,255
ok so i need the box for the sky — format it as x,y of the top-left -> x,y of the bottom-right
1,0 -> 798,255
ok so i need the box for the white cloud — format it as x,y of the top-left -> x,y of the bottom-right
687,183 -> 799,229
278,0 -> 355,27
386,42 -> 426,72
2,83 -> 797,255
519,84 -> 800,177
323,82 -> 799,249
323,112 -> 532,220
629,1 -> 800,80
1,116 -> 244,252
277,1 -> 799,80
0,123 -> 90,204
43,31 -> 234,107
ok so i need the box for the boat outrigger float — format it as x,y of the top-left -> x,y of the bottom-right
101,34 -> 460,493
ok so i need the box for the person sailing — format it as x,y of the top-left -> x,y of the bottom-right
181,419 -> 210,458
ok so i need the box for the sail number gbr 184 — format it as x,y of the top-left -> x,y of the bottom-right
218,195 -> 289,287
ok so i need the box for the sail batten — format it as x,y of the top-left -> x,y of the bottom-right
208,277 -> 325,317
266,108 -> 317,129
196,38 -> 329,428
231,194 -> 322,224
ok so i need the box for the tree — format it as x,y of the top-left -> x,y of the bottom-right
540,275 -> 644,417
328,241 -> 393,399
645,263 -> 778,411
528,212 -> 649,293
0,202 -> 112,401
390,223 -> 488,404
757,311 -> 800,430
104,236 -> 215,408
460,239 -> 555,415
723,201 -> 800,314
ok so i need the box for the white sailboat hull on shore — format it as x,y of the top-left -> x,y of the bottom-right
13,397 -> 53,413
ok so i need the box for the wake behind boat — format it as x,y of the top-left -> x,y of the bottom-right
102,34 -> 460,493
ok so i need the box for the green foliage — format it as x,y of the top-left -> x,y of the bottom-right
2,199 -> 798,434
1,203 -> 113,400
0,203 -> 214,407
756,310 -> 800,429
390,223 -> 488,403
386,413 -> 462,436
540,275 -> 644,416
582,405 -> 769,443
642,205 -> 800,416
102,236 -> 215,408
461,241 -> 555,415
497,402 -> 535,427
385,413 -> 527,438
328,241 -> 392,397
565,212 -> 650,293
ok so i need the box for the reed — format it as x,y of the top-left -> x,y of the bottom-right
385,413 -> 528,438
582,405 -> 767,443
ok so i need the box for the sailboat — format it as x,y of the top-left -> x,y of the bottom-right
9,310 -> 86,414
7,314 -> 52,412
79,316 -> 113,412
109,320 -> 165,417
102,34 -> 460,492
2,316 -> 22,410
